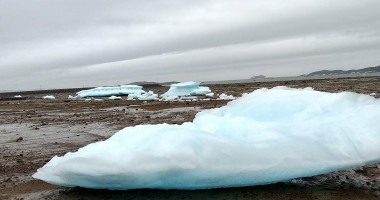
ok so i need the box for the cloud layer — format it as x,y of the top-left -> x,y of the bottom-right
1,0 -> 380,91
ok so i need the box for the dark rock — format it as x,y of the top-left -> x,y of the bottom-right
16,137 -> 23,142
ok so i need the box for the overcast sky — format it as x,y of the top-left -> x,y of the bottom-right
1,0 -> 380,91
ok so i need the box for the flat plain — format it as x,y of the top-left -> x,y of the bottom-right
1,76 -> 380,200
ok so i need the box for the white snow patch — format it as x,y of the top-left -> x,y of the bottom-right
14,95 -> 22,98
33,87 -> 380,190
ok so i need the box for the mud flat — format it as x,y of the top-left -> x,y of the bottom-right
1,76 -> 380,199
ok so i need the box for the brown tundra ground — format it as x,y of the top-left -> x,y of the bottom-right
0,76 -> 380,200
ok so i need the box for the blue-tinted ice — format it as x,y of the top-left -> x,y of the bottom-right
33,87 -> 380,190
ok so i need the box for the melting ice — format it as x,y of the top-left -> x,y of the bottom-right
76,85 -> 144,98
33,87 -> 380,190
161,81 -> 211,98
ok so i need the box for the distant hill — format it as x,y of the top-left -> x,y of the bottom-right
303,65 -> 380,77
128,81 -> 180,87
159,81 -> 179,86
128,81 -> 159,86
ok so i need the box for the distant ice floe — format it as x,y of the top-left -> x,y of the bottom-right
162,81 -> 211,98
218,93 -> 235,100
75,82 -> 214,101
14,95 -> 22,98
76,85 -> 144,98
43,95 -> 55,100
34,87 -> 380,190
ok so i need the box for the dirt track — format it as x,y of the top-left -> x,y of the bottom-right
1,76 -> 380,199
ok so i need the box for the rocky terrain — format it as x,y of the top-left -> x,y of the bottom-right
0,76 -> 380,200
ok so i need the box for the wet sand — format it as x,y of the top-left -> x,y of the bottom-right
1,76 -> 380,199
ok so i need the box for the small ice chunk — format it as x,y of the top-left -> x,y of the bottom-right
108,96 -> 122,100
370,93 -> 376,96
190,87 -> 212,96
14,95 -> 22,98
43,95 -> 55,100
162,95 -> 179,101
206,93 -> 214,98
180,96 -> 198,100
128,91 -> 158,101
218,93 -> 234,100
68,95 -> 76,100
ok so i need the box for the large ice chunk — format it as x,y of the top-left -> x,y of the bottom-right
76,85 -> 144,98
162,81 -> 211,97
33,87 -> 380,190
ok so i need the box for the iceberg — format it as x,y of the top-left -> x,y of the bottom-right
190,87 -> 212,96
76,85 -> 144,98
162,81 -> 211,97
33,87 -> 380,190
43,95 -> 55,100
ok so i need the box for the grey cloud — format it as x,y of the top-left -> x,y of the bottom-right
1,0 -> 380,91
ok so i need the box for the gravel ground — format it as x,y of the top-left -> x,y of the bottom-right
0,76 -> 379,200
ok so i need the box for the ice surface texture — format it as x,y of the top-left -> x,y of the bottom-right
33,87 -> 380,190
76,85 -> 144,98
162,81 -> 211,97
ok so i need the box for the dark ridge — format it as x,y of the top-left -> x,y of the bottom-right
0,87 -> 92,98
304,65 -> 380,77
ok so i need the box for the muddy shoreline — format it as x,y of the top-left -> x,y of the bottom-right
1,77 -> 380,199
